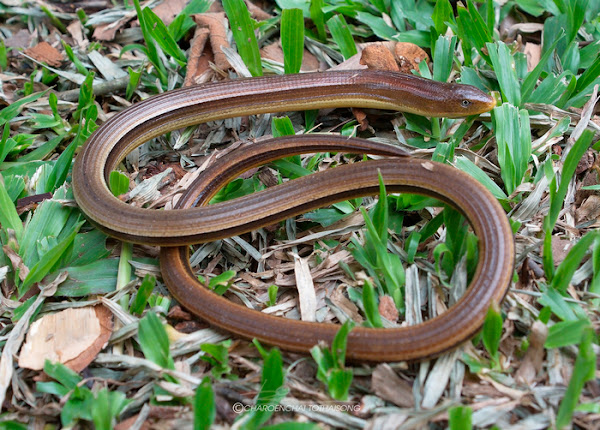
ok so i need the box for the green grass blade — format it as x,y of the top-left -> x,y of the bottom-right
355,12 -> 397,40
0,177 -> 24,242
0,90 -> 47,127
327,14 -> 357,60
130,274 -> 156,315
431,0 -> 453,37
309,0 -> 327,41
362,279 -> 384,328
544,129 -> 594,231
545,318 -> 591,348
281,8 -> 304,75
132,0 -> 167,85
20,221 -> 83,294
222,0 -> 263,76
522,31 -> 564,102
487,42 -> 521,106
142,7 -> 188,67
551,231 -> 599,293
575,55 -> 600,94
456,1 -> 493,65
555,327 -> 596,429
454,157 -> 508,200
433,35 -> 457,82
492,104 -> 531,194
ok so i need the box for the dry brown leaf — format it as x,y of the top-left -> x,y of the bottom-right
261,41 -> 320,72
360,43 -> 399,72
329,286 -> 363,323
294,255 -> 317,322
183,27 -> 212,87
515,320 -> 548,386
394,42 -> 429,73
2,245 -> 28,281
4,29 -> 32,50
93,23 -> 120,41
576,195 -> 600,224
152,0 -> 188,26
378,295 -> 399,322
551,237 -> 574,265
371,363 -> 415,408
18,305 -> 112,372
576,150 -> 595,175
244,0 -> 272,20
24,42 -> 63,67
67,20 -> 86,49
114,405 -> 188,430
192,13 -> 230,72
352,107 -> 369,131
524,42 -> 542,73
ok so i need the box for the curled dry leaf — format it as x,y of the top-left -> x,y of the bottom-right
183,27 -> 212,87
18,305 -> 113,372
192,13 -> 231,72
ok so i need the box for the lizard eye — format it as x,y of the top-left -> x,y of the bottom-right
461,99 -> 471,108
